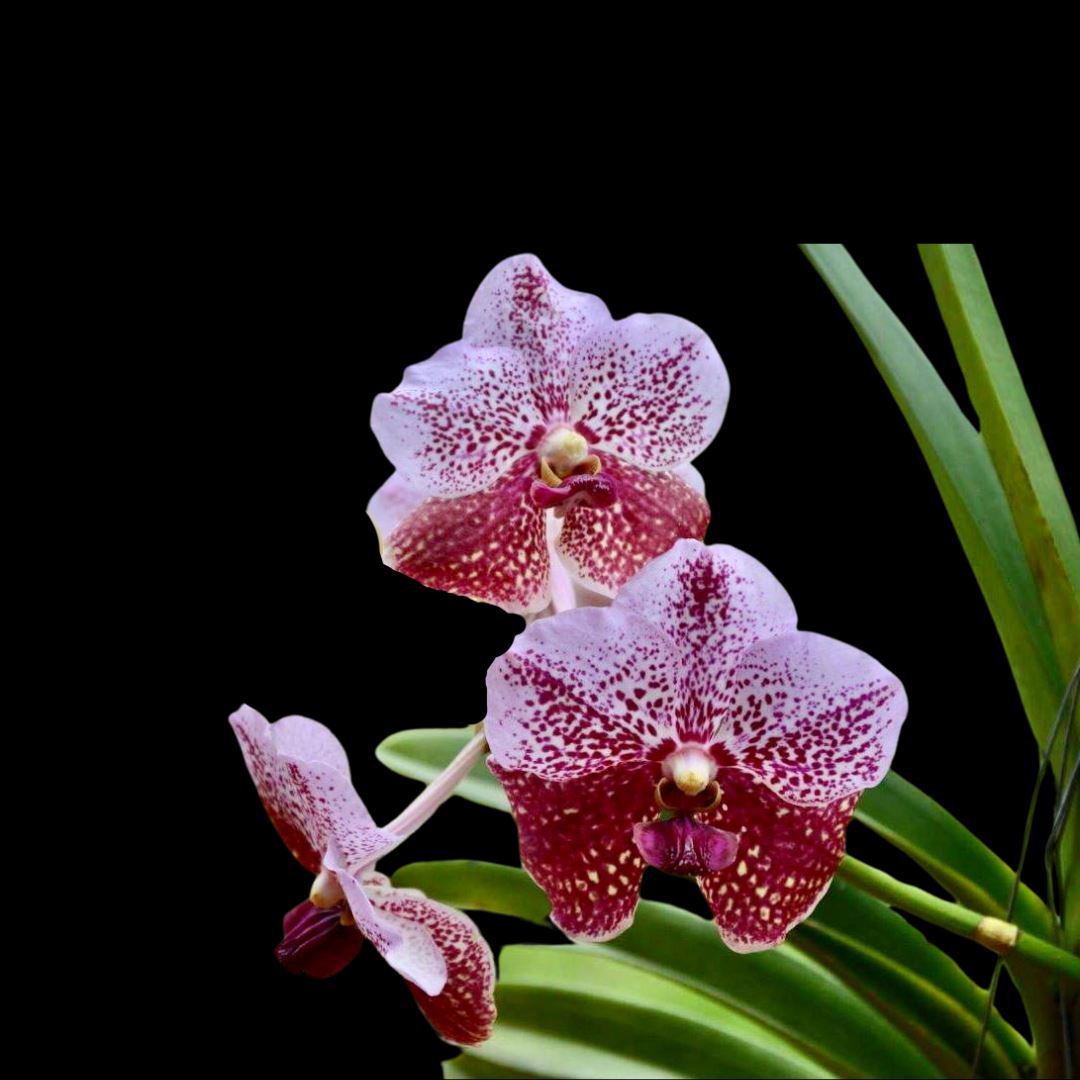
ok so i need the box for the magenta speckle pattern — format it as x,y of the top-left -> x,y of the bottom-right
369,255 -> 729,614
486,606 -> 683,778
372,341 -> 544,498
557,456 -> 709,598
485,541 -> 907,947
490,760 -> 656,942
696,770 -> 857,952
618,541 -> 798,740
230,705 -> 394,875
384,456 -> 550,615
720,632 -> 907,805
366,874 -> 497,1046
569,313 -> 728,469
462,255 -> 613,421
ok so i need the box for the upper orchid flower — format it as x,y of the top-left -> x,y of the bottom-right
485,541 -> 907,952
368,254 -> 729,615
230,705 -> 496,1046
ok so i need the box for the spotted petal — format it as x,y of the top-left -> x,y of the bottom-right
463,253 -> 613,422
617,542 -> 798,743
485,605 -> 682,779
556,455 -> 709,599
365,876 -> 497,1046
719,632 -> 907,806
321,844 -> 448,999
367,470 -> 427,555
697,769 -> 856,952
374,456 -> 551,615
570,312 -> 728,469
371,339 -> 543,498
230,705 -> 396,875
490,761 -> 656,942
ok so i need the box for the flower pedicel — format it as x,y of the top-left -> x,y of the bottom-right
369,254 -> 728,615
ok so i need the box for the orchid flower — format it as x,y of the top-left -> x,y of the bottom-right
485,540 -> 907,952
230,705 -> 496,1046
368,254 -> 728,615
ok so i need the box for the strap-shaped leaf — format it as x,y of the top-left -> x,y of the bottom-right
395,861 -> 947,1078
917,243 -> 1080,687
801,877 -> 1033,1078
918,244 -> 1080,963
800,244 -> 1065,753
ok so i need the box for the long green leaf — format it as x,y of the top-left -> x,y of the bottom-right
802,877 -> 1033,1078
396,861 -> 943,1078
918,243 -> 1080,964
495,946 -> 834,1077
918,243 -> 1080,686
393,859 -> 550,925
800,244 -> 1065,751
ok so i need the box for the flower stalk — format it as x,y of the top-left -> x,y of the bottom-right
837,855 -> 1080,982
382,728 -> 490,839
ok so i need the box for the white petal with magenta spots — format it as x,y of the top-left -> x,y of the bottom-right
485,606 -> 683,779
720,631 -> 907,806
372,341 -> 543,498
463,253 -> 613,423
569,312 -> 728,469
230,705 -> 396,875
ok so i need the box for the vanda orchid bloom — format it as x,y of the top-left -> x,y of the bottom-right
485,541 -> 907,952
368,254 -> 728,615
230,705 -> 496,1046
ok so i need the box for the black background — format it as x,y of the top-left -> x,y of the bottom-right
180,241 -> 1072,1073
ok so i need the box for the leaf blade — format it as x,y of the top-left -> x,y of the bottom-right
800,243 -> 1064,750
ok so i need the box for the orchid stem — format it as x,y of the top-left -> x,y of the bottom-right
837,856 -> 1080,983
382,728 -> 489,840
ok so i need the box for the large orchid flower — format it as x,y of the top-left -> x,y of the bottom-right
485,541 -> 907,952
368,254 -> 729,615
230,705 -> 496,1046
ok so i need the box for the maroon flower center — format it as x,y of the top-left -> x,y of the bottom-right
633,744 -> 739,876
527,426 -> 617,512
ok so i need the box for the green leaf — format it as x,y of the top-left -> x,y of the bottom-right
918,243 -> 1080,688
393,859 -> 551,925
799,877 -> 1033,1078
482,946 -> 835,1078
800,244 -> 1065,752
918,244 -> 1080,961
396,861 -> 942,1078
376,726 -> 509,811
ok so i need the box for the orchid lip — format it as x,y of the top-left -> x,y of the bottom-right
633,816 -> 740,877
529,473 -> 618,512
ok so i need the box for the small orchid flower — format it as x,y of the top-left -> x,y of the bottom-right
485,540 -> 907,952
368,254 -> 728,615
230,705 -> 496,1046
